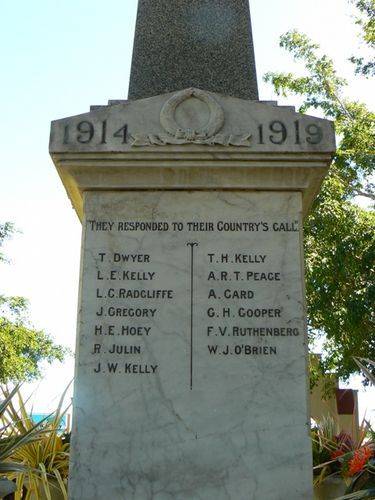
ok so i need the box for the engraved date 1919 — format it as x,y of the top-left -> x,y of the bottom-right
257,120 -> 323,145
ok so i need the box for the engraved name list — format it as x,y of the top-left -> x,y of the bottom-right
82,193 -> 304,391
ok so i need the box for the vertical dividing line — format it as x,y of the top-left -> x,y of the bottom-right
187,242 -> 198,391
190,244 -> 194,391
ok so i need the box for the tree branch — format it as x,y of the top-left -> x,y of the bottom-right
353,189 -> 375,201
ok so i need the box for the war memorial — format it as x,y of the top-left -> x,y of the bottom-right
50,1 -> 336,498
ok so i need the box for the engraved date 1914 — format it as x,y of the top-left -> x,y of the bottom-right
63,120 -> 128,145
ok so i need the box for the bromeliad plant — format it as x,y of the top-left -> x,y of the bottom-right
313,358 -> 375,498
336,358 -> 375,499
0,384 -> 71,500
313,417 -> 375,494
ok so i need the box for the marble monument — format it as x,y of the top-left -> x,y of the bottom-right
50,1 -> 336,499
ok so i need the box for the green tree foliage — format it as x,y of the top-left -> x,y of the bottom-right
264,6 -> 375,381
0,223 -> 67,384
350,0 -> 375,76
0,222 -> 14,263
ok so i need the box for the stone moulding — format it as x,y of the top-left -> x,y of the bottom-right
49,87 -> 336,221
131,88 -> 252,147
50,150 -> 333,222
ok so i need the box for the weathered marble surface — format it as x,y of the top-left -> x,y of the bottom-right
128,0 -> 258,101
50,88 -> 335,154
69,191 -> 312,500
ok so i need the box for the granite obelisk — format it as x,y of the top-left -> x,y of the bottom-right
129,0 -> 259,100
50,1 -> 335,498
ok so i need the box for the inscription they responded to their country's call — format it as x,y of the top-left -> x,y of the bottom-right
62,119 -> 323,146
88,218 -> 301,383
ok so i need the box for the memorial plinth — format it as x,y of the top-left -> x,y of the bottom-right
50,88 -> 335,499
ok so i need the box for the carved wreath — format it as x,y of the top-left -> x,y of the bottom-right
131,88 -> 252,147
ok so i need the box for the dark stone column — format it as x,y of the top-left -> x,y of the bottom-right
128,0 -> 259,100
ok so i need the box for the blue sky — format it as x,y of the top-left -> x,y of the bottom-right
0,0 -> 373,415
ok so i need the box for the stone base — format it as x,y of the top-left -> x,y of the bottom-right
69,190 -> 313,499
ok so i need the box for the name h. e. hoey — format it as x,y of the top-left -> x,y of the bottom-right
94,325 -> 152,336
